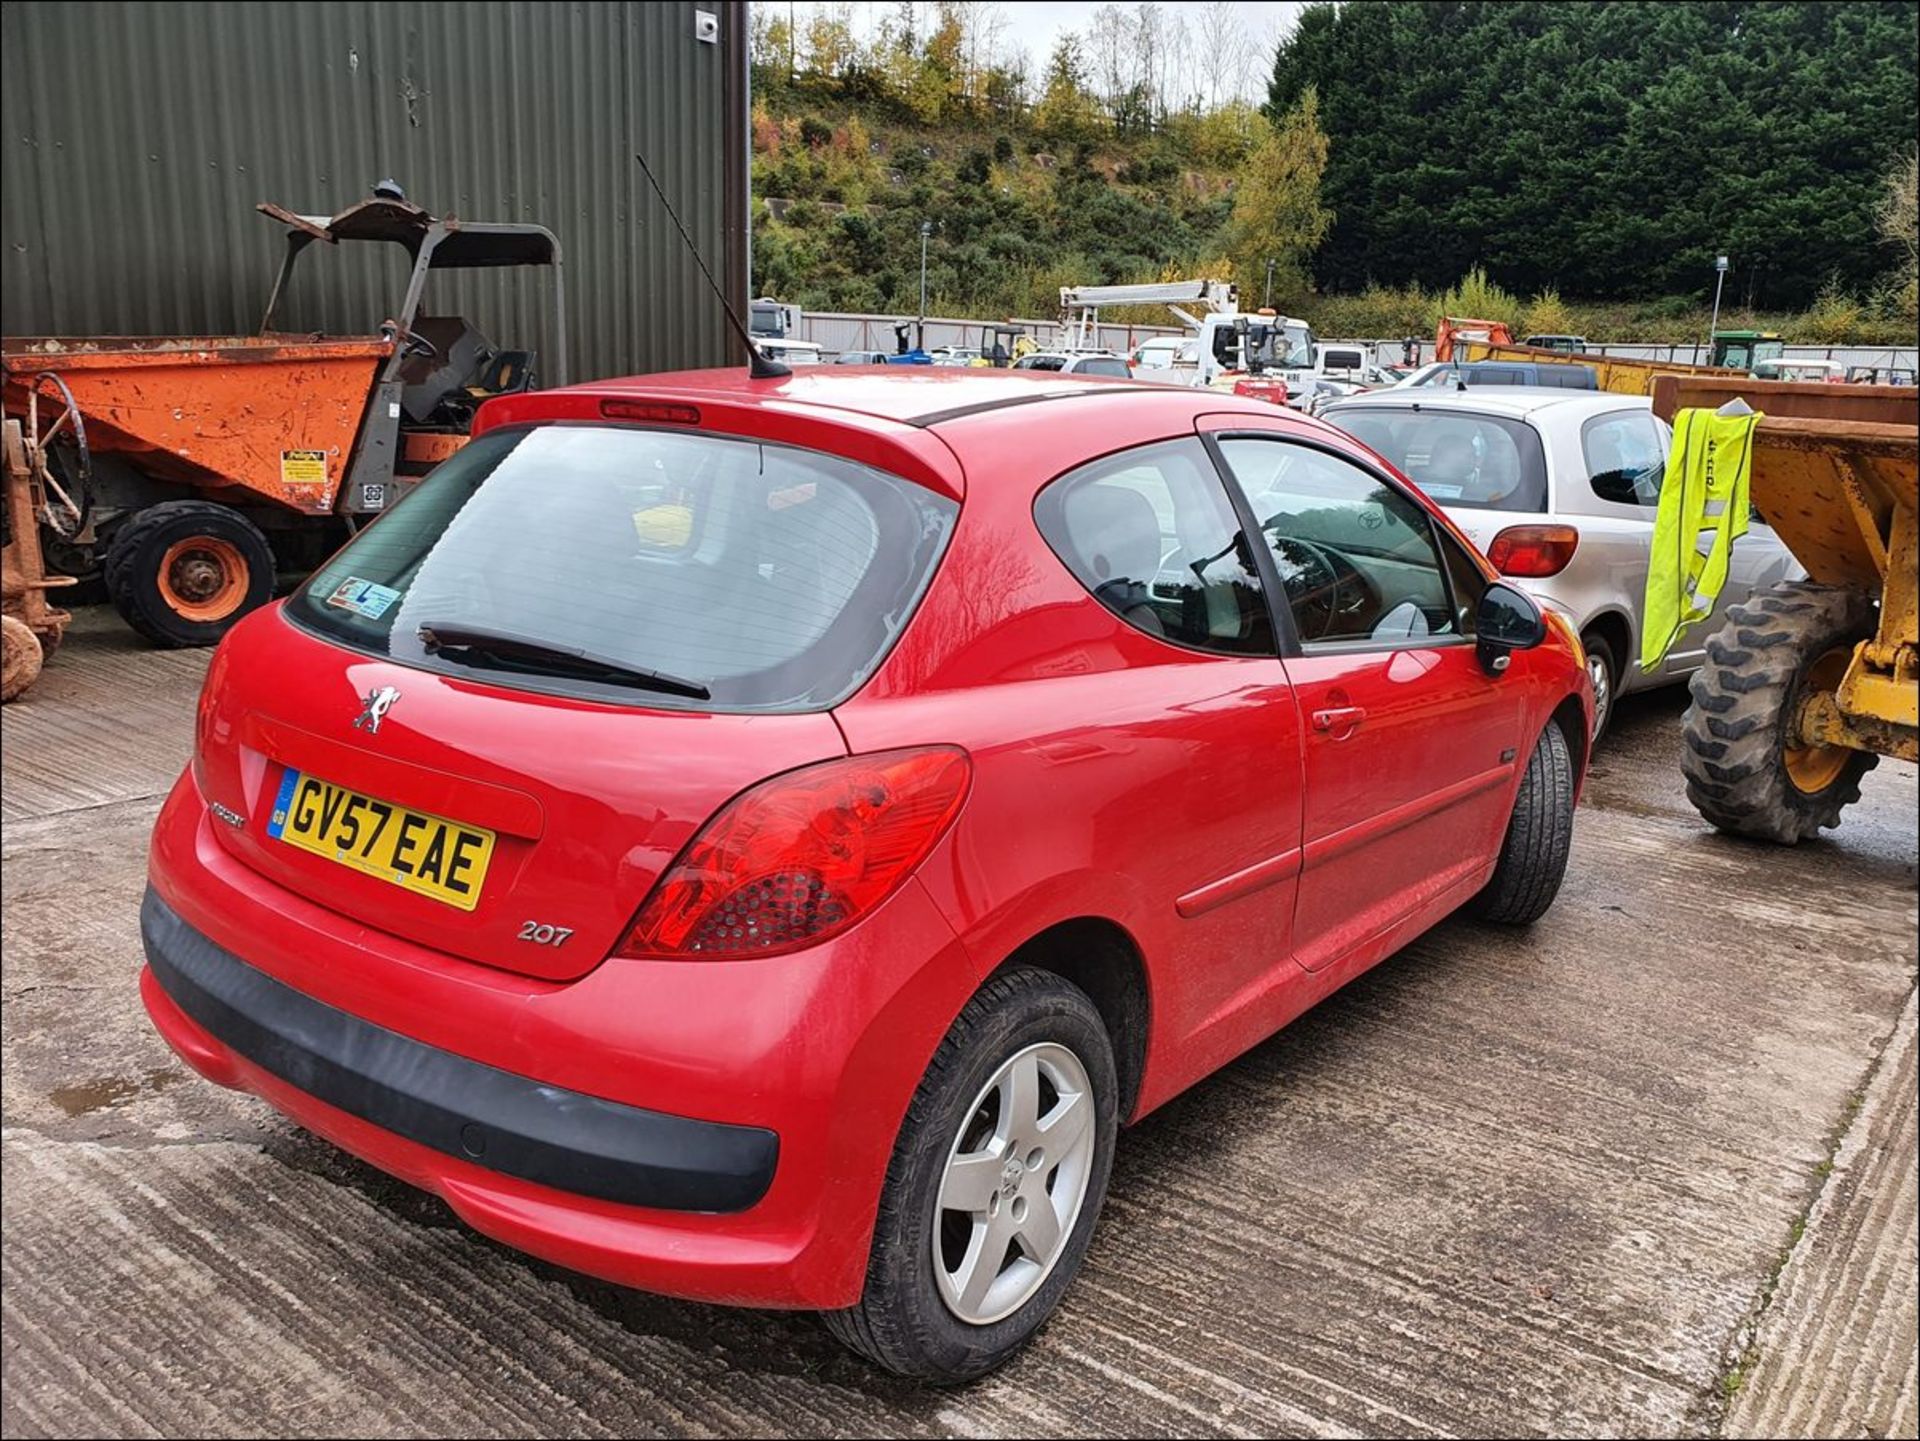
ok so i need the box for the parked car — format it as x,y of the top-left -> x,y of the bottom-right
834,350 -> 893,365
1278,342 -> 1398,395
1130,335 -> 1192,370
1523,333 -> 1589,353
1322,387 -> 1798,738
1751,357 -> 1846,384
929,346 -> 984,367
756,340 -> 825,366
1397,360 -> 1598,391
143,368 -> 1591,1384
1013,351 -> 1132,378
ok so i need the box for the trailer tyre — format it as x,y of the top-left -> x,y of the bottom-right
104,501 -> 275,648
2,615 -> 45,702
1681,581 -> 1879,844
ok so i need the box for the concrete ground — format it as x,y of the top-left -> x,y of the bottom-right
3,609 -> 1915,1439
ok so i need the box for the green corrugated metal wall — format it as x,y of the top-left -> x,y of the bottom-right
0,1 -> 749,379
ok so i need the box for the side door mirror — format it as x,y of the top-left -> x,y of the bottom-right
1476,582 -> 1548,675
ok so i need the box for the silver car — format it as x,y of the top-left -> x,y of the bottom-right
1321,388 -> 1799,738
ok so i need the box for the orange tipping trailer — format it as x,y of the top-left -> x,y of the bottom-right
1,185 -> 564,647
1,336 -> 391,516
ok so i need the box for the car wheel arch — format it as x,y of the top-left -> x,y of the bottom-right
1549,692 -> 1591,790
1580,609 -> 1632,676
986,917 -> 1150,1123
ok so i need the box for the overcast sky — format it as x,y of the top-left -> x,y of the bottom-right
775,2 -> 1309,105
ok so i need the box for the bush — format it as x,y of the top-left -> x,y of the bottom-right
1521,287 -> 1577,338
993,134 -> 1014,163
1798,282 -> 1866,344
1433,266 -> 1520,327
799,116 -> 833,149
783,198 -> 826,229
1310,283 -> 1433,337
958,149 -> 991,186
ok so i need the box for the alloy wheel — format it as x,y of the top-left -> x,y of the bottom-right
1587,648 -> 1613,738
933,1041 -> 1097,1325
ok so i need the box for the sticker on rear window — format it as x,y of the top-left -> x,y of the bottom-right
325,577 -> 400,619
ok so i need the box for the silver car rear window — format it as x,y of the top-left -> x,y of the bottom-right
1326,409 -> 1549,513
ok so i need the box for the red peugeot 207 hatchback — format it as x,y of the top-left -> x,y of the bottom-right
143,367 -> 1593,1381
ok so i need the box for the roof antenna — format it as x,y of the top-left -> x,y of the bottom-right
633,149 -> 789,380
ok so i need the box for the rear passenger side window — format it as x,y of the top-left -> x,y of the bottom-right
1035,439 -> 1275,656
1584,411 -> 1668,506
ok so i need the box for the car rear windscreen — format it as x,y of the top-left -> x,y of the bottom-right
1326,409 -> 1549,513
289,425 -> 957,711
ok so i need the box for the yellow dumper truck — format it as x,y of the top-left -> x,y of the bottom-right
1651,376 -> 1918,843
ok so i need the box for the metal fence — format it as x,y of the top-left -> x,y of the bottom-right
797,314 -> 1919,375
796,311 -> 1184,358
1339,338 -> 1920,373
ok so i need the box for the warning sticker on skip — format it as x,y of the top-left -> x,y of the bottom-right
325,578 -> 400,620
281,449 -> 329,485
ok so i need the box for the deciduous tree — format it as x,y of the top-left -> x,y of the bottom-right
1226,88 -> 1331,303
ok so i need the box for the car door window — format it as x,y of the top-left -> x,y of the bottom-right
1216,439 -> 1461,647
1438,530 -> 1489,635
1075,357 -> 1130,378
1035,439 -> 1275,655
1584,410 -> 1667,506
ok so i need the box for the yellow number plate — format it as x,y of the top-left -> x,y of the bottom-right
267,769 -> 495,911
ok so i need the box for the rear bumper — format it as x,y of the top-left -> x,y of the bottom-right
143,767 -> 983,1309
142,889 -> 777,1213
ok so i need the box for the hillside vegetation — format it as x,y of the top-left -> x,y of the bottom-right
751,2 -> 1919,344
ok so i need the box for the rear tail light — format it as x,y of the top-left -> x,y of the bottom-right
1487,524 -> 1580,577
615,747 -> 971,959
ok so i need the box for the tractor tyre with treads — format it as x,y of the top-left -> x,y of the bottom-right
104,500 -> 275,648
1681,581 -> 1879,844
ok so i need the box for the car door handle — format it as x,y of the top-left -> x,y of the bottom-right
1311,705 -> 1367,736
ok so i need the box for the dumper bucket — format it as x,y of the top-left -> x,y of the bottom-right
1653,375 -> 1918,801
1,336 -> 390,516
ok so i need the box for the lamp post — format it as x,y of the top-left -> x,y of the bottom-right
1263,258 -> 1276,310
918,220 -> 933,342
1703,254 -> 1730,365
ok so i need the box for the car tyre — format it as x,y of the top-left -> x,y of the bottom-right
1468,718 -> 1576,925
1681,581 -> 1878,844
103,500 -> 275,648
1579,627 -> 1618,742
822,967 -> 1118,1383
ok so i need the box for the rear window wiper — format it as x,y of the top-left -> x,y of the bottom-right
416,622 -> 711,700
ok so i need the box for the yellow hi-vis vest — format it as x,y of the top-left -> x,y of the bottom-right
1641,407 -> 1762,671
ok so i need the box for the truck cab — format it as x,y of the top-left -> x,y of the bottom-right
748,299 -> 824,365
1194,312 -> 1317,390
1711,329 -> 1786,371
